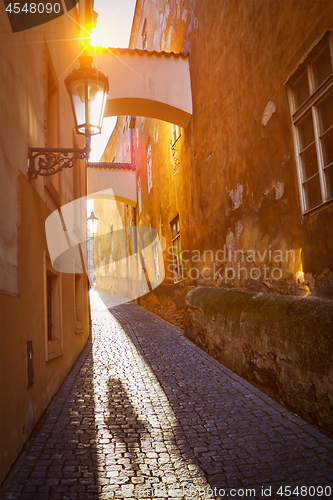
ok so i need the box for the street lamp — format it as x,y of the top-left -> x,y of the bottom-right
87,210 -> 99,234
28,54 -> 109,179
65,54 -> 109,140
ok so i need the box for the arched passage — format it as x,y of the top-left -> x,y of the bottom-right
94,48 -> 192,128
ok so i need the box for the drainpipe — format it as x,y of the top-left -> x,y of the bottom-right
129,117 -> 139,296
129,117 -> 137,257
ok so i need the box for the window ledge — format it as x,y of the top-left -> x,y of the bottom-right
46,349 -> 63,361
75,321 -> 84,334
174,277 -> 185,284
302,198 -> 333,217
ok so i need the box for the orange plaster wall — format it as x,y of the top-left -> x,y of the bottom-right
0,174 -> 90,483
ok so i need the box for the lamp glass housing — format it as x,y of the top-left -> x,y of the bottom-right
65,55 -> 109,137
87,211 -> 98,234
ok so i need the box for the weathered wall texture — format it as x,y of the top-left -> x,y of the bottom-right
124,0 -> 333,298
137,283 -> 195,329
185,287 -> 333,435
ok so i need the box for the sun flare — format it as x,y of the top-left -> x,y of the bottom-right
90,27 -> 111,48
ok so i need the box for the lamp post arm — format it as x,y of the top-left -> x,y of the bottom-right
27,146 -> 90,179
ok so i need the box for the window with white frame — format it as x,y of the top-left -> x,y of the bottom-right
44,251 -> 63,361
110,224 -> 114,253
138,177 -> 142,215
171,123 -> 182,145
147,144 -> 153,193
142,19 -> 147,50
287,32 -> 333,213
170,215 -> 183,281
74,274 -> 84,333
152,242 -> 160,284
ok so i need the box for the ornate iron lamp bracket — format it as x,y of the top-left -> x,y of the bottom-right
28,146 -> 90,179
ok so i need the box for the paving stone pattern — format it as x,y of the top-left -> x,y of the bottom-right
1,295 -> 333,500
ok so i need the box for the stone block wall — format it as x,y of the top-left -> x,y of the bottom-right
137,283 -> 195,330
185,287 -> 333,435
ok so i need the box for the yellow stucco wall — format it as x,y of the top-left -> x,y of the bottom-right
0,3 -> 91,482
0,175 -> 90,482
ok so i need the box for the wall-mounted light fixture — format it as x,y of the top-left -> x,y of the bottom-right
28,54 -> 109,179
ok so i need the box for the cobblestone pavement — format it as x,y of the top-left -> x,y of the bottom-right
1,293 -> 333,500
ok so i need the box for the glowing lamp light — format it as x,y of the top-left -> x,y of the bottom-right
87,210 -> 99,234
65,54 -> 109,137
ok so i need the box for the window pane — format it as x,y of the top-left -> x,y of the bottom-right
318,91 -> 333,134
173,240 -> 177,255
300,143 -> 318,180
321,127 -> 333,167
324,164 -> 333,200
293,72 -> 310,109
313,45 -> 332,90
47,274 -> 53,341
303,174 -> 322,211
171,216 -> 179,237
297,112 -> 315,151
177,237 -> 181,252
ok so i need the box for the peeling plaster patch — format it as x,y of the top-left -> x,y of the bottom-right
253,198 -> 262,213
235,220 -> 244,238
275,182 -> 284,200
159,216 -> 166,251
153,29 -> 160,50
226,228 -> 236,247
264,181 -> 284,200
160,236 -> 167,252
154,125 -> 159,144
262,100 -> 276,126
182,8 -> 188,22
206,151 -> 213,161
229,184 -> 243,210
165,26 -> 173,51
186,7 -> 199,36
184,39 -> 191,53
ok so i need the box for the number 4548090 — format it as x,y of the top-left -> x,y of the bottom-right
276,485 -> 331,497
6,3 -> 61,14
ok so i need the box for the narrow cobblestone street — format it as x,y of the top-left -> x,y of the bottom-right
1,293 -> 332,500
